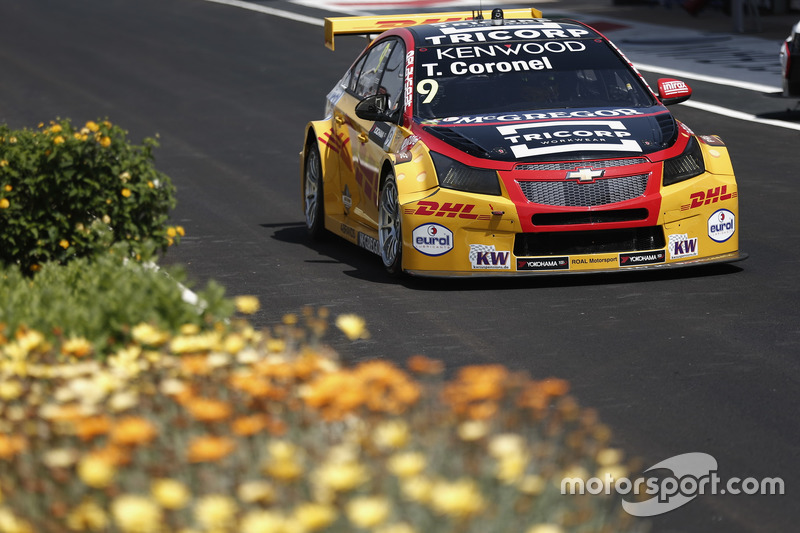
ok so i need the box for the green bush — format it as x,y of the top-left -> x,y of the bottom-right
0,246 -> 233,357
0,119 -> 178,272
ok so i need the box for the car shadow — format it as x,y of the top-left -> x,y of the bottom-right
267,221 -> 745,291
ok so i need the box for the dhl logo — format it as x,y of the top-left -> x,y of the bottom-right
374,17 -> 467,29
318,129 -> 353,172
681,185 -> 737,211
404,201 -> 491,220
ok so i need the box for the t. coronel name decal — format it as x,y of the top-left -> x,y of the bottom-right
496,120 -> 642,158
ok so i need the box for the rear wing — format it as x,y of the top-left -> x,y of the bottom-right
324,8 -> 544,50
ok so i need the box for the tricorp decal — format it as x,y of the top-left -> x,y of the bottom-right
496,120 -> 642,158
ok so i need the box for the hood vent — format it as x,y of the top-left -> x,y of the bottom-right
655,113 -> 677,146
423,126 -> 491,158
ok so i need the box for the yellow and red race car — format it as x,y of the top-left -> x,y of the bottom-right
301,8 -> 745,277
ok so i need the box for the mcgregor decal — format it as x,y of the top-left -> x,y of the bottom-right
440,108 -> 643,125
668,233 -> 699,260
404,201 -> 491,220
517,257 -> 569,271
469,244 -> 510,270
496,120 -> 642,158
681,185 -> 737,211
619,250 -> 666,267
708,209 -> 735,243
412,223 -> 453,256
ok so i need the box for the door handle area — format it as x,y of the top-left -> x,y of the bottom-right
334,115 -> 345,125
358,132 -> 369,143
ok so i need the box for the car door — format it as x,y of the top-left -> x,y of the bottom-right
333,38 -> 405,229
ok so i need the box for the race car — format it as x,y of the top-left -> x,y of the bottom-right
779,20 -> 800,96
301,8 -> 745,277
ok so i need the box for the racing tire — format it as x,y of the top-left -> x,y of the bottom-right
303,143 -> 326,240
378,172 -> 403,276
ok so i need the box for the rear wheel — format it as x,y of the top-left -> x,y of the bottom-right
378,173 -> 402,275
303,143 -> 325,239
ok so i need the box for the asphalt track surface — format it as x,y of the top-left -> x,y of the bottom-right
1,1 -> 797,531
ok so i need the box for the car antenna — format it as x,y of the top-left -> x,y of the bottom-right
473,0 -> 483,20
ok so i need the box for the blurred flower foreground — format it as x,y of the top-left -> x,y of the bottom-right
0,304 -> 644,533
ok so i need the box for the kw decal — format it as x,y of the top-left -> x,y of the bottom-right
469,244 -> 510,270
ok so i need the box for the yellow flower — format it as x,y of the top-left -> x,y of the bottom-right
430,478 -> 485,518
131,322 -> 169,347
59,239 -> 70,249
194,495 -> 237,531
488,433 -> 526,459
596,447 -> 624,467
51,124 -> 63,133
99,136 -> 112,147
86,121 -> 100,132
239,510 -> 286,533
261,440 -> 304,481
111,495 -> 162,533
313,459 -> 368,492
119,171 -> 131,182
151,478 -> 191,510
387,451 -> 426,479
54,135 -> 65,145
0,198 -> 9,209
1,160 -> 8,167
0,508 -> 33,533
0,381 -> 23,401
166,226 -> 177,238
176,225 -> 186,236
526,525 -> 565,533
77,453 -> 116,488
62,337 -> 92,358
66,499 -> 109,531
373,419 -> 410,450
121,188 -> 131,198
237,480 -> 276,504
293,502 -> 337,531
346,496 -> 391,529
336,314 -> 369,340
235,295 -> 261,315
457,419 -> 489,441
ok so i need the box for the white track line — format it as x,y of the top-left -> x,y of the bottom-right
201,0 -> 798,130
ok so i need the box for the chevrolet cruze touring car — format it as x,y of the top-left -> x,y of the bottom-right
301,8 -> 744,276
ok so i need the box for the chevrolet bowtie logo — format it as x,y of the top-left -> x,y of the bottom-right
566,167 -> 604,183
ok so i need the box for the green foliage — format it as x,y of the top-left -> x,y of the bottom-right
0,118 -> 178,272
0,246 -> 234,356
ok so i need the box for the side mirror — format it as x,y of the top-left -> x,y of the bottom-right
657,78 -> 692,106
355,94 -> 398,123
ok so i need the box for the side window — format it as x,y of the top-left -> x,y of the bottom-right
378,41 -> 406,113
347,54 -> 367,94
352,40 -> 395,98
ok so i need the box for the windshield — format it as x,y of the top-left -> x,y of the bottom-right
414,37 -> 656,119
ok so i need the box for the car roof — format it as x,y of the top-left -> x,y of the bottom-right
404,19 -> 603,48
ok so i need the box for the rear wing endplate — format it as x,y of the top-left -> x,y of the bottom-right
324,8 -> 543,50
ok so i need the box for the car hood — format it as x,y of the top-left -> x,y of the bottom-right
418,106 -> 677,162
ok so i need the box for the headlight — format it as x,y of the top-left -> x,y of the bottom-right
431,152 -> 501,196
663,136 -> 705,186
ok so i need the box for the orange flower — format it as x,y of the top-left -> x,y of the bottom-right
186,398 -> 232,423
0,434 -> 27,459
75,415 -> 112,441
407,354 -> 444,375
180,354 -> 211,375
187,435 -> 236,463
229,373 -> 273,398
110,417 -> 158,447
231,414 -> 269,437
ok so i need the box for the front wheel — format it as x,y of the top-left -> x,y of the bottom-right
303,143 -> 325,239
378,173 -> 403,275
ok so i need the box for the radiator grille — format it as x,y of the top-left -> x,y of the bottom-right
517,174 -> 649,207
515,158 -> 648,171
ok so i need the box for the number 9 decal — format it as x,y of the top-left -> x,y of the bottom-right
417,79 -> 439,104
